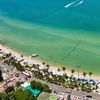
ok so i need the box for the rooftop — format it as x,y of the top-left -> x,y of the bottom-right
25,85 -> 41,97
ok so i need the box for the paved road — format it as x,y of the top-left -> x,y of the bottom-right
28,77 -> 100,100
0,60 -> 100,100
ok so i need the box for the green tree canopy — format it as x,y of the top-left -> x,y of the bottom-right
0,89 -> 37,100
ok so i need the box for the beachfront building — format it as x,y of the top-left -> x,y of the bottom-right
48,69 -> 65,76
14,56 -> 24,62
0,50 -> 10,55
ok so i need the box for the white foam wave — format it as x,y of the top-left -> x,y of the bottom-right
64,0 -> 84,8
74,0 -> 84,6
64,0 -> 78,8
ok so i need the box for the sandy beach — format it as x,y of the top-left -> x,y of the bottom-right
0,44 -> 100,80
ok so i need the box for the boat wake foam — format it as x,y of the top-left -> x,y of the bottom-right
64,0 -> 78,8
73,0 -> 84,7
64,0 -> 84,8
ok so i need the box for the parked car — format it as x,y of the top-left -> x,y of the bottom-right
86,95 -> 92,98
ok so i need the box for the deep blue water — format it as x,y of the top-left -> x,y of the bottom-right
0,0 -> 100,32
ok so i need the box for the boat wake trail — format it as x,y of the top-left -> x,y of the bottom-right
73,0 -> 84,7
54,39 -> 81,65
64,0 -> 78,8
42,0 -> 84,21
64,0 -> 84,8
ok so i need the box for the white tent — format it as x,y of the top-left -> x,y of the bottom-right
14,56 -> 24,62
48,69 -> 64,76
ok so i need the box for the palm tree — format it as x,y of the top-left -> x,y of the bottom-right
71,69 -> 75,76
46,64 -> 50,69
89,72 -> 93,80
62,67 -> 66,72
76,65 -> 81,79
58,68 -> 61,72
21,54 -> 23,57
83,72 -> 87,79
63,74 -> 69,80
42,62 -> 45,65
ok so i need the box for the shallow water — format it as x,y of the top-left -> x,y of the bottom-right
0,0 -> 100,75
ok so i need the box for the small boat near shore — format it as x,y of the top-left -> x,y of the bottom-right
29,52 -> 39,58
32,53 -> 39,57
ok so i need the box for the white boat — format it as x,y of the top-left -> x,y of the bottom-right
31,52 -> 39,57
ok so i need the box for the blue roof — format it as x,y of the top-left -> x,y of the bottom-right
25,85 -> 41,97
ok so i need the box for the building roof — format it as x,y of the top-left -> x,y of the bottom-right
21,82 -> 30,88
14,56 -> 24,61
0,50 -> 10,54
48,69 -> 64,76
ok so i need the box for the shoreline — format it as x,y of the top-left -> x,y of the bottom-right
0,44 -> 100,80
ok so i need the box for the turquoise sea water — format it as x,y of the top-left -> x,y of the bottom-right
0,0 -> 100,75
